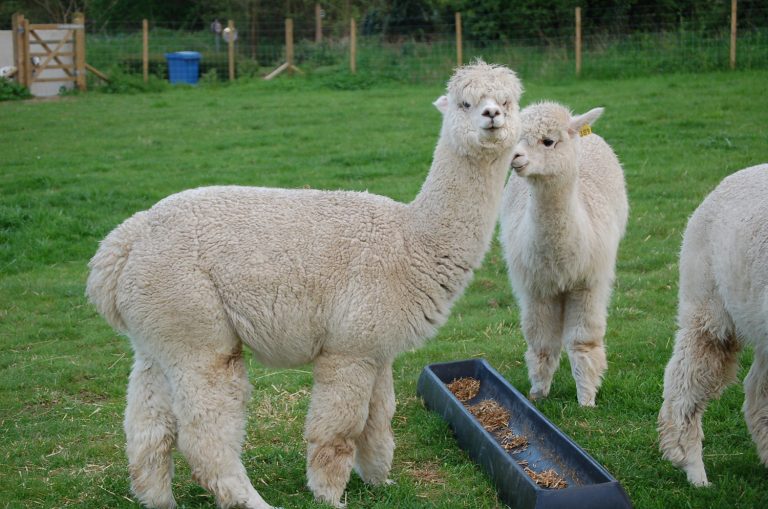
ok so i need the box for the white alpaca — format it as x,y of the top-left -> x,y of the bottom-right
499,101 -> 628,407
658,163 -> 768,486
86,60 -> 523,509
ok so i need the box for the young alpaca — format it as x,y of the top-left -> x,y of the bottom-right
499,102 -> 628,407
86,60 -> 522,509
658,164 -> 768,487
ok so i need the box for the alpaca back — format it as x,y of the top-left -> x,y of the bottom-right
576,134 -> 629,244
678,164 -> 768,345
107,186 -> 428,363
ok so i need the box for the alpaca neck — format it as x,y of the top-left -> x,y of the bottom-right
408,137 -> 511,270
527,173 -> 590,251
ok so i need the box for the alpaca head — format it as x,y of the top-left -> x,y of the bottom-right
433,60 -> 523,157
511,102 -> 604,180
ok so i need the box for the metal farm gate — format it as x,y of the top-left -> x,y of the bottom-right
11,13 -> 86,93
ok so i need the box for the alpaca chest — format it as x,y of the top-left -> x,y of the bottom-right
512,235 -> 591,297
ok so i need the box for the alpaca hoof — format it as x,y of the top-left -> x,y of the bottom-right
361,475 -> 395,487
312,489 -> 346,509
528,390 -> 547,401
134,492 -> 176,509
353,460 -> 394,487
690,478 -> 711,488
314,497 -> 346,509
684,463 -> 710,487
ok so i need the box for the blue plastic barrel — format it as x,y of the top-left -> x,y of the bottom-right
165,51 -> 201,84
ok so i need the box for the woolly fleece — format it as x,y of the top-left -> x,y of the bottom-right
86,60 -> 523,509
499,101 -> 628,406
658,163 -> 768,487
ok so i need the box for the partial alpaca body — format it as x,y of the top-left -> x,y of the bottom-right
87,60 -> 523,508
658,163 -> 768,486
500,102 -> 628,406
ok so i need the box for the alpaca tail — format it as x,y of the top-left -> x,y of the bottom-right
86,211 -> 148,333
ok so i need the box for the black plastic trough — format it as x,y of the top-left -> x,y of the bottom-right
416,358 -> 632,509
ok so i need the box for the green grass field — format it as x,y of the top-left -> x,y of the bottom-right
2,69 -> 768,508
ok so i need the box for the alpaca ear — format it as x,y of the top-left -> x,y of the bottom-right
433,95 -> 449,114
569,107 -> 604,137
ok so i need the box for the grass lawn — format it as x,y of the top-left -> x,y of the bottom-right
2,69 -> 768,508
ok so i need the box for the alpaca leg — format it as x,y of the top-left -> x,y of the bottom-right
563,288 -> 609,407
353,361 -> 395,486
170,348 -> 274,509
657,319 -> 740,486
743,350 -> 768,467
125,352 -> 177,509
305,354 -> 378,508
521,296 -> 564,401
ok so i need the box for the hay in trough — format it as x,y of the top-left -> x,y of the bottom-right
443,373 -> 568,490
446,377 -> 480,402
517,460 -> 568,489
467,399 -> 510,431
498,429 -> 529,452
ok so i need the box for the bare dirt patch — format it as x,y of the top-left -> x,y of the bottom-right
402,460 -> 446,486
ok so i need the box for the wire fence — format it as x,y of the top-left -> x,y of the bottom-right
10,4 -> 768,85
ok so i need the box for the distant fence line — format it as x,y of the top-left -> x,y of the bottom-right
10,1 -> 768,87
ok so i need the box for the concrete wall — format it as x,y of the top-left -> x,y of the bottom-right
0,31 -> 12,68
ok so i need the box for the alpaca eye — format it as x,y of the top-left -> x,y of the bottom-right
502,101 -> 509,107
542,138 -> 555,147
461,101 -> 471,109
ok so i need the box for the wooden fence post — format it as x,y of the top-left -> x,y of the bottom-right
21,15 -> 32,86
350,18 -> 357,74
11,13 -> 27,87
575,7 -> 582,76
730,0 -> 737,70
264,17 -> 300,79
228,19 -> 236,81
315,3 -> 322,44
142,19 -> 149,83
286,18 -> 295,74
455,12 -> 463,67
74,12 -> 86,90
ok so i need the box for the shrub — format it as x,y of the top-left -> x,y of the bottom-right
92,67 -> 170,94
0,78 -> 32,101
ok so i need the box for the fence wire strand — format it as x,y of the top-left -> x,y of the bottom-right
10,5 -> 768,84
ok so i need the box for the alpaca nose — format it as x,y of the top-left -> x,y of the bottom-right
482,105 -> 501,118
511,152 -> 528,171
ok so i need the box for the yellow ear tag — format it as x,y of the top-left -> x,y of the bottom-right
579,124 -> 592,137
